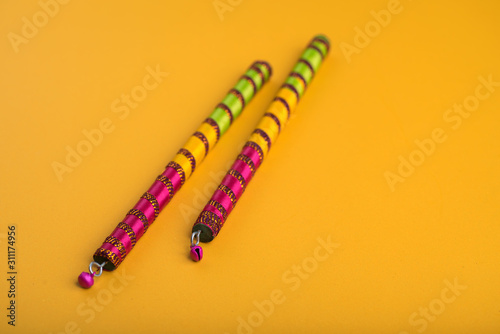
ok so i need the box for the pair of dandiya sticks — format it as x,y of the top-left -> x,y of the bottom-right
78,34 -> 330,288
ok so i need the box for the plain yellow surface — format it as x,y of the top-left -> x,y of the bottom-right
1,0 -> 499,333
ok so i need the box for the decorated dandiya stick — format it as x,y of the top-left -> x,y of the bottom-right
190,35 -> 330,261
78,61 -> 272,288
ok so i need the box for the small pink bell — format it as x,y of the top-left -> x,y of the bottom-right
78,272 -> 95,288
78,261 -> 106,288
190,245 -> 203,262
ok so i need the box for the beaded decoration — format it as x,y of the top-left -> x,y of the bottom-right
78,61 -> 272,288
190,35 -> 330,261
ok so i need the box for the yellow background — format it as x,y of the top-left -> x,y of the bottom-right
1,0 -> 499,333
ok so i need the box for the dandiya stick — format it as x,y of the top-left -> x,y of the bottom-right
190,35 -> 330,261
78,61 -> 272,287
